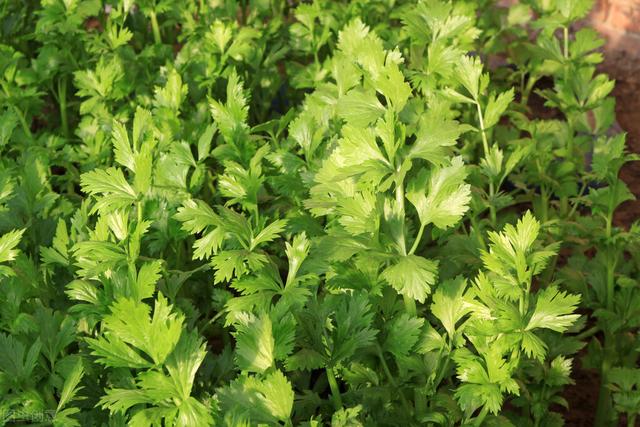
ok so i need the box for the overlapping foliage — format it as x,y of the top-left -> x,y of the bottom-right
0,0 -> 638,425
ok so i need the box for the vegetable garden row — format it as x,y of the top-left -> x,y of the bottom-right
1,0 -> 638,425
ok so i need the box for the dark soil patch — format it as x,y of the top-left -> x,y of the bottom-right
562,357 -> 601,427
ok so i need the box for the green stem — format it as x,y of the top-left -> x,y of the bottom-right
433,350 -> 451,389
524,278 -> 532,311
403,294 -> 416,316
375,344 -> 398,388
475,102 -> 497,225
58,76 -> 68,138
628,413 -> 637,427
567,181 -> 588,220
522,75 -> 537,107
395,179 -> 407,256
563,116 -> 575,222
408,223 -> 425,255
605,210 -> 616,312
575,325 -> 599,341
566,132 -> 574,161
540,185 -> 549,223
541,250 -> 557,286
563,26 -> 569,59
474,406 -> 489,427
175,240 -> 184,270
13,106 -> 31,138
149,10 -> 161,44
606,252 -> 616,312
488,180 -> 497,227
475,102 -> 489,156
469,215 -> 487,251
375,344 -> 412,414
594,347 -> 612,427
2,81 -> 32,138
414,387 -> 426,419
595,210 -> 616,426
605,212 -> 612,248
326,367 -> 343,410
137,201 -> 143,224
559,198 -> 569,218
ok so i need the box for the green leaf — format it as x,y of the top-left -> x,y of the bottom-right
591,133 -> 626,180
233,312 -> 275,373
193,228 -> 225,260
112,120 -> 135,171
328,292 -> 378,364
251,219 -> 288,250
483,89 -> 514,129
332,405 -> 364,427
521,331 -> 547,361
409,109 -> 470,165
285,233 -> 311,285
133,142 -> 154,194
86,334 -> 152,368
175,199 -> 220,234
212,250 -> 268,283
88,294 -> 183,367
80,168 -> 137,213
56,359 -> 85,411
383,313 -> 424,358
286,348 -> 326,371
526,286 -> 580,332
197,124 -> 216,161
72,240 -> 128,278
572,28 -> 604,59
453,347 -> 519,415
589,183 -> 635,216
337,192 -> 379,235
217,371 -> 294,423
154,69 -> 187,111
251,370 -> 294,420
454,55 -> 484,100
339,125 -> 389,167
136,260 -> 162,300
480,211 -> 555,287
210,69 -> 249,141
132,107 -> 153,149
373,56 -> 412,112
0,228 -> 24,265
382,255 -> 439,303
0,110 -> 19,146
337,88 -> 386,127
407,157 -> 471,229
165,330 -> 208,400
0,333 -> 41,383
431,276 -> 472,338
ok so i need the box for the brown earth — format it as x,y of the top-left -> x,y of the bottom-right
562,355 -> 602,427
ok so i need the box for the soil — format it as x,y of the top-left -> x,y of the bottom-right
562,355 -> 602,427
